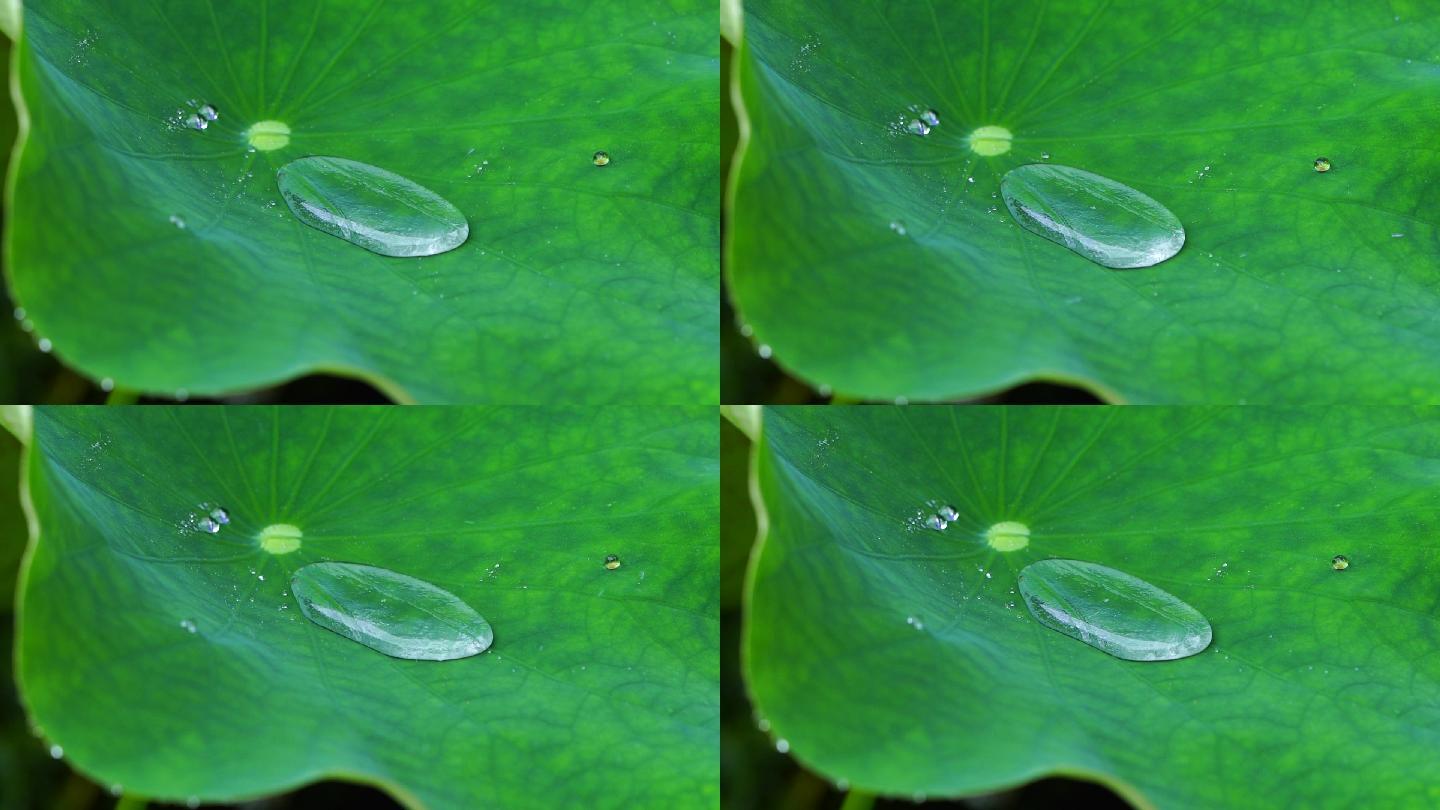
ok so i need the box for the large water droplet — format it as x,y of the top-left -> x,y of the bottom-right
1018,559 -> 1211,661
258,523 -> 302,555
290,562 -> 493,661
276,156 -> 469,257
1000,164 -> 1185,269
246,119 -> 290,151
985,520 -> 1030,551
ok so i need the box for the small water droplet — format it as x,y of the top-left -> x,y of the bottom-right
169,214 -> 186,229
1314,157 -> 1332,173
920,108 -> 939,127
604,554 -> 621,570
906,119 -> 930,136
37,338 -> 52,353
906,615 -> 924,630
937,504 -> 959,522
1000,164 -> 1185,269
1332,554 -> 1349,571
197,516 -> 219,534
49,744 -> 63,759
889,220 -> 907,236
775,738 -> 790,754
757,344 -> 773,359
12,307 -> 24,320
924,514 -> 948,531
277,156 -> 469,257
208,506 -> 229,525
1040,151 -> 1051,160
592,150 -> 610,166
180,619 -> 197,633
186,114 -> 208,131
198,104 -> 218,121
1018,559 -> 1212,661
291,562 -> 493,661
1391,232 -> 1404,239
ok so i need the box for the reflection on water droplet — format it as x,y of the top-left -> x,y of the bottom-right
291,561 -> 493,661
197,516 -> 219,534
775,738 -> 790,753
37,339 -> 52,353
1332,554 -> 1349,570
924,514 -> 948,531
209,506 -> 230,525
1000,164 -> 1185,269
1018,559 -> 1212,661
169,214 -> 186,229
906,119 -> 931,136
604,554 -> 622,570
199,104 -> 218,122
889,220 -> 907,236
180,619 -> 197,633
49,744 -> 62,759
920,108 -> 940,127
186,114 -> 207,131
937,504 -> 959,522
1313,157 -> 1332,173
592,150 -> 611,166
277,156 -> 469,257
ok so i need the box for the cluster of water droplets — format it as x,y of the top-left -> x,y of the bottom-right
168,99 -> 218,132
179,503 -> 230,535
898,105 -> 940,136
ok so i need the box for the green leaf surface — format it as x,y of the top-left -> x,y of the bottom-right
745,406 -> 1440,807
727,1 -> 1440,403
9,0 -> 717,402
19,406 -> 718,807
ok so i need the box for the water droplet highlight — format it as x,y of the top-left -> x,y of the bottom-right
1018,559 -> 1212,661
208,506 -> 229,525
197,516 -> 219,534
1314,157 -> 1332,173
245,119 -> 290,151
985,521 -> 1029,551
1332,554 -> 1349,570
604,554 -> 621,570
592,150 -> 610,166
889,220 -> 907,236
937,504 -> 959,522
1000,164 -> 1185,269
291,562 -> 494,661
169,214 -> 186,229
906,119 -> 931,136
967,125 -> 1013,156
924,514 -> 948,531
179,619 -> 197,633
186,114 -> 208,131
920,108 -> 939,127
198,104 -> 218,122
277,156 -> 469,258
49,744 -> 63,759
258,523 -> 302,555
